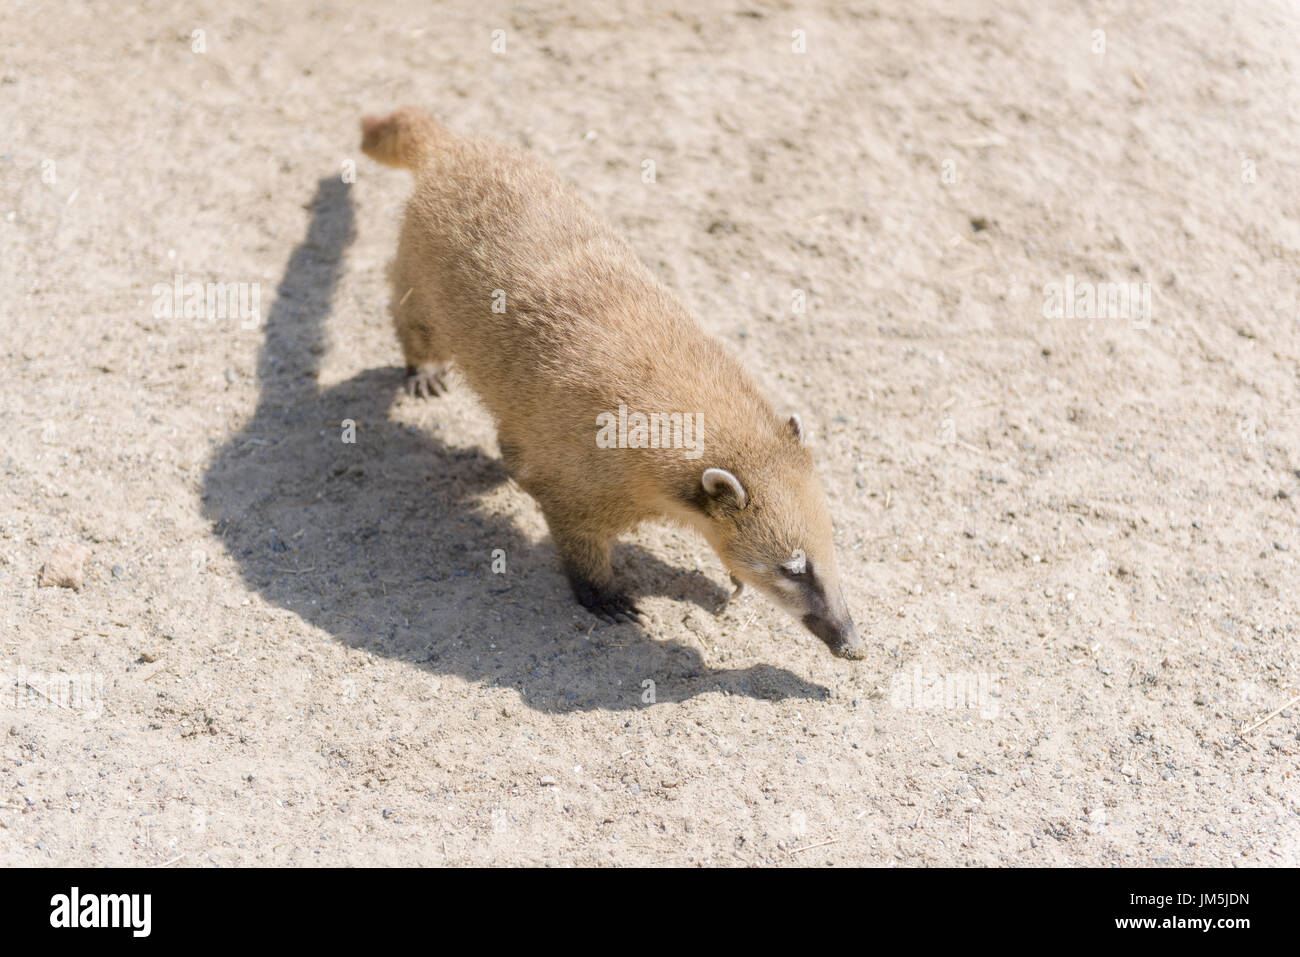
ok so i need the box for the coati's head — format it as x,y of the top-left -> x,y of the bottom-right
688,415 -> 865,660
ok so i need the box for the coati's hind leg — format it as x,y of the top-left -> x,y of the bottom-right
404,361 -> 448,399
536,504 -> 643,625
388,265 -> 450,399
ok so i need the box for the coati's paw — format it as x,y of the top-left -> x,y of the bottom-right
585,593 -> 644,625
404,363 -> 448,399
570,580 -> 643,625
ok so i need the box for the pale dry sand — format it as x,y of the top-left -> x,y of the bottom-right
1,0 -> 1297,865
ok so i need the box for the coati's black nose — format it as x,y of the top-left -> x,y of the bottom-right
802,614 -> 866,660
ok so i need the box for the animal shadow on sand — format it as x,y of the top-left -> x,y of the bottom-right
200,177 -> 829,712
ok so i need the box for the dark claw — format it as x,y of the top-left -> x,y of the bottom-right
404,364 -> 447,399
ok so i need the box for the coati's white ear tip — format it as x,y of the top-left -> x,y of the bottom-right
702,467 -> 747,509
787,414 -> 804,444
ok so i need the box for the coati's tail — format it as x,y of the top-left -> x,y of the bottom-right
360,107 -> 444,170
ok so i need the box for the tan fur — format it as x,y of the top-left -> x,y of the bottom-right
360,107 -> 863,659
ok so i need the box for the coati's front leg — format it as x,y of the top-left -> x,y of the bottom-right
544,515 -> 642,625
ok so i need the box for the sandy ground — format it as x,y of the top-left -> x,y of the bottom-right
2,0 -> 1298,867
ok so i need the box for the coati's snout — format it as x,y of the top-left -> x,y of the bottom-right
692,422 -> 865,661
802,612 -> 865,660
774,560 -> 863,660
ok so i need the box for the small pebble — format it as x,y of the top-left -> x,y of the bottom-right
38,544 -> 90,590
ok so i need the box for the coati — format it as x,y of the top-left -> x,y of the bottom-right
360,107 -> 865,660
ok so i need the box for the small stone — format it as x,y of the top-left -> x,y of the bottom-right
39,544 -> 91,590
111,564 -> 124,579
539,776 -> 557,787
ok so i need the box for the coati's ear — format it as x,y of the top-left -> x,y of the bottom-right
701,467 -> 747,511
787,414 -> 805,444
